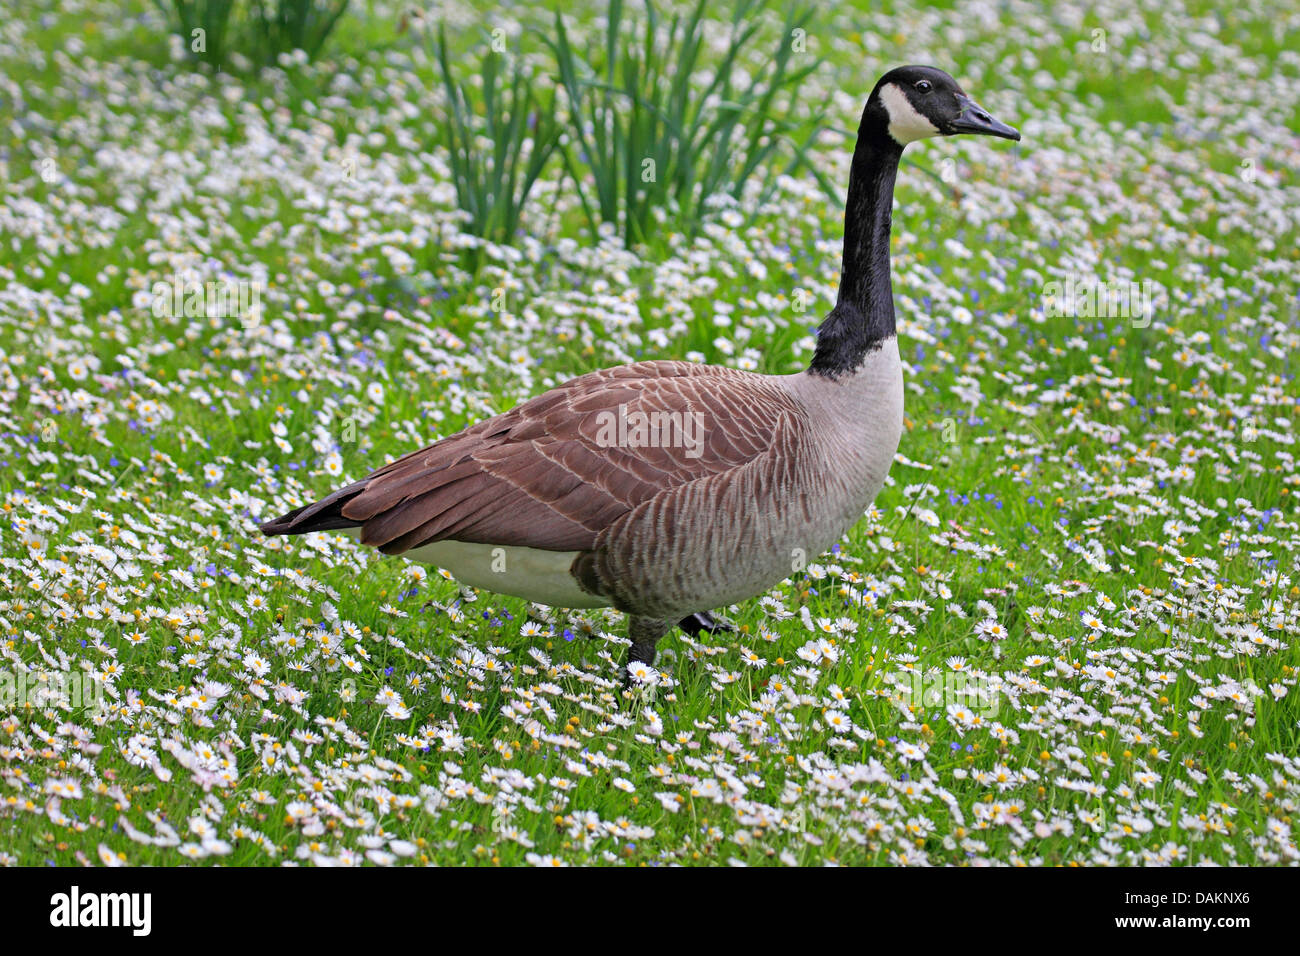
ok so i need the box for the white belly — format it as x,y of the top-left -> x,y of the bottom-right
343,529 -> 610,609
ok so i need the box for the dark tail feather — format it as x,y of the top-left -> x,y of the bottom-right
259,507 -> 359,535
259,484 -> 367,536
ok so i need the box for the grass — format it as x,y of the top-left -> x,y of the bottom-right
0,0 -> 1297,867
154,0 -> 351,70
548,0 -> 833,246
430,24 -> 566,248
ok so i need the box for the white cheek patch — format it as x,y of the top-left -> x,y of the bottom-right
880,83 -> 939,145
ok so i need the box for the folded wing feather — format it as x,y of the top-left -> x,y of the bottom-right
260,360 -> 801,555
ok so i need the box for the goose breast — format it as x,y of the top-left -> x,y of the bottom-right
578,337 -> 904,618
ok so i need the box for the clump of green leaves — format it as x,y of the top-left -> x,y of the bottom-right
156,0 -> 350,71
246,0 -> 351,65
547,0 -> 830,246
430,26 -> 566,246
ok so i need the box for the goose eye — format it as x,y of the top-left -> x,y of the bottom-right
915,80 -> 932,92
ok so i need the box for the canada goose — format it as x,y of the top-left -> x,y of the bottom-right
261,66 -> 1019,684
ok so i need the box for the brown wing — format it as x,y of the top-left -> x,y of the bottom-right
261,360 -> 804,554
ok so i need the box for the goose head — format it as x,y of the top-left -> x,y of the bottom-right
868,65 -> 1020,146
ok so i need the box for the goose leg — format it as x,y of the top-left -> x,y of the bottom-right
677,610 -> 734,637
623,616 -> 671,688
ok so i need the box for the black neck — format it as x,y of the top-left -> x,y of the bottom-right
809,120 -> 902,378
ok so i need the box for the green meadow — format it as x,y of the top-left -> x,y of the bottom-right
0,0 -> 1297,865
